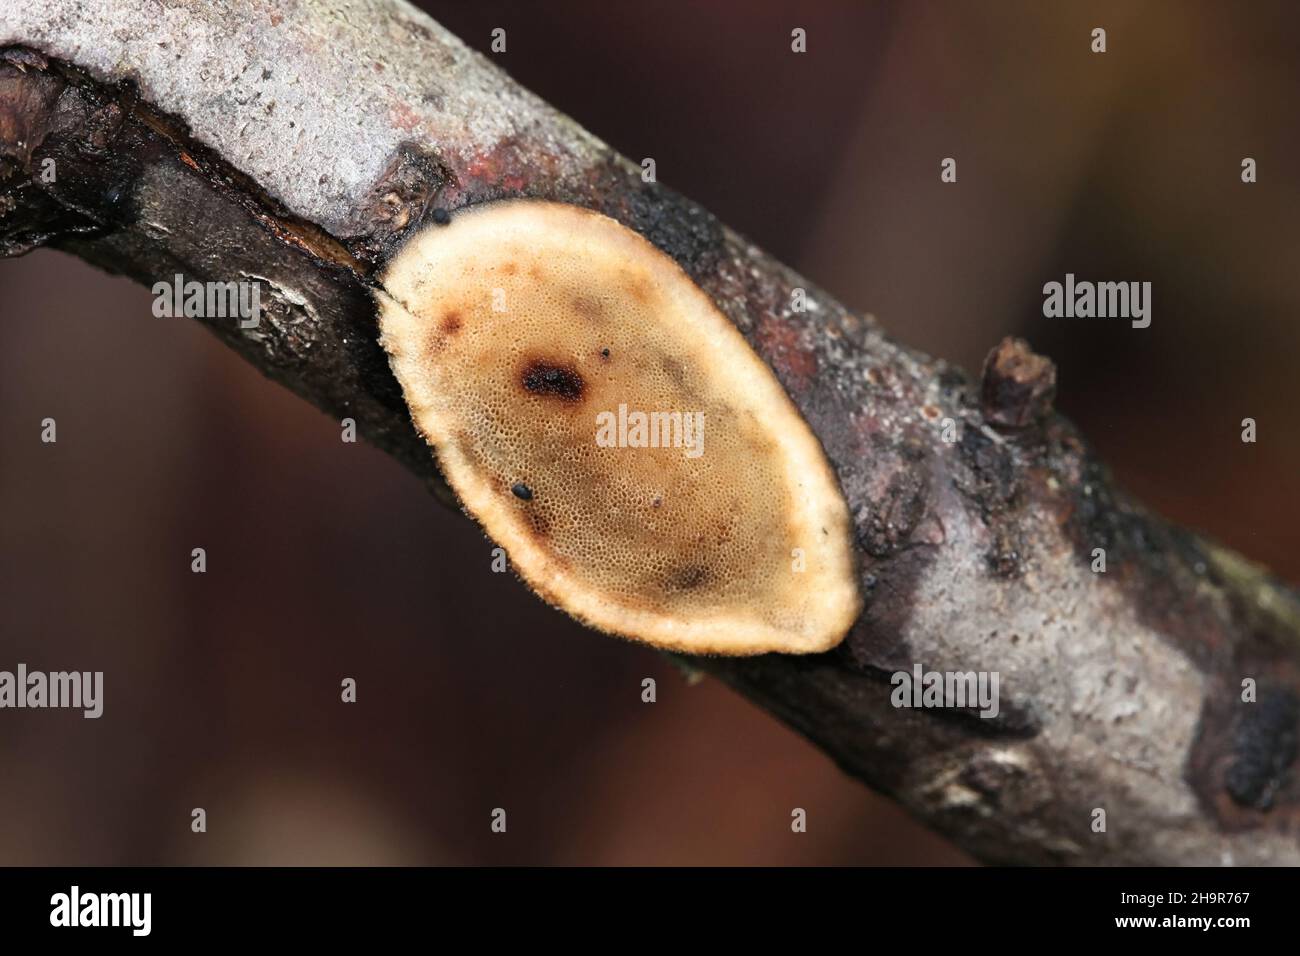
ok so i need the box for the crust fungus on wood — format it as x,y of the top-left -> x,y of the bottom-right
7,3 -> 1300,864
377,200 -> 860,655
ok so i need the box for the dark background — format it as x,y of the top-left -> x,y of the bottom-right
1,1 -> 1296,864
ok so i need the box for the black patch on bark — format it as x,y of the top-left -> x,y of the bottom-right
1226,690 -> 1298,810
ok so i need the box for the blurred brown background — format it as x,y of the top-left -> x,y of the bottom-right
1,1 -> 1297,865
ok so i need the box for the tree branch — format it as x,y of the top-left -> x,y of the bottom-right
2,1 -> 1297,864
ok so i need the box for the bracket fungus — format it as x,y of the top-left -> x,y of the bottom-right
376,200 -> 860,655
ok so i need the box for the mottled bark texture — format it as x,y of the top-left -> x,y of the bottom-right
2,2 -> 1298,865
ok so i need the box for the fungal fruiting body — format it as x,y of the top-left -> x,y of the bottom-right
377,200 -> 860,655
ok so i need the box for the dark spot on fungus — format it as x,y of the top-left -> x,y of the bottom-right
667,565 -> 708,591
660,356 -> 687,388
511,482 -> 533,501
601,348 -> 611,359
431,207 -> 451,225
573,295 -> 603,320
440,310 -> 462,334
521,360 -> 585,402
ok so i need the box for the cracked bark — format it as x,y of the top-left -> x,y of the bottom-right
2,1 -> 1298,865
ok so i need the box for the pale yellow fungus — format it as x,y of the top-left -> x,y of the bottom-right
377,200 -> 859,655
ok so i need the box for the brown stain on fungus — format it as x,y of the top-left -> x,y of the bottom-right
624,274 -> 651,304
440,310 -> 462,334
524,506 -> 551,542
573,295 -> 603,320
667,565 -> 709,591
